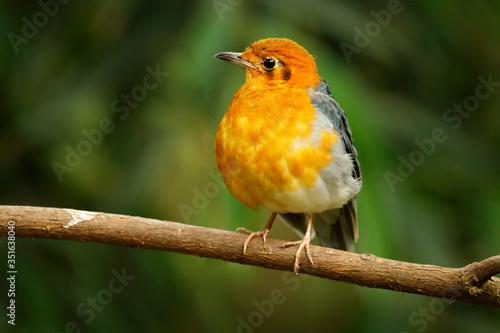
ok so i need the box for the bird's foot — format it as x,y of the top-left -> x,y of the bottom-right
280,234 -> 314,275
236,227 -> 271,254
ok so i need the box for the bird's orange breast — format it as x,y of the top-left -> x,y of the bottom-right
215,84 -> 339,210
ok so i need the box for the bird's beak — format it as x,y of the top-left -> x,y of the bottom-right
214,52 -> 257,70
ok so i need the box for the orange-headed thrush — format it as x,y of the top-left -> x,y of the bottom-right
214,38 -> 362,274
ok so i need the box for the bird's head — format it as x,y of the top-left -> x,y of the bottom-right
215,38 -> 321,89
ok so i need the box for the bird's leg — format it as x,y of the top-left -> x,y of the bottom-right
279,214 -> 315,274
237,212 -> 277,254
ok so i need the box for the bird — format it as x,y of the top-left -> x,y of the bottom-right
214,38 -> 362,274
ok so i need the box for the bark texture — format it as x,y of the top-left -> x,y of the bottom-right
1,205 -> 499,308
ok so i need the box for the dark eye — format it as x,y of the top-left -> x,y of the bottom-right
263,58 -> 276,70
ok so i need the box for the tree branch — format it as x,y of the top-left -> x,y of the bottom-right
1,205 -> 499,308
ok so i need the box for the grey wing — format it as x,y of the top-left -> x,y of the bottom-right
311,79 -> 361,250
278,79 -> 361,251
313,79 -> 361,181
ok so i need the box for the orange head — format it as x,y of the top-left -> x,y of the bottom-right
214,38 -> 321,89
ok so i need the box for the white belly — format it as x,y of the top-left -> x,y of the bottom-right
266,140 -> 361,214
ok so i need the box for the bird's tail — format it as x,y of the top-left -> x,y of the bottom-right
312,198 -> 358,252
279,198 -> 358,252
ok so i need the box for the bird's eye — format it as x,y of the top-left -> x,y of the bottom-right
263,58 -> 276,70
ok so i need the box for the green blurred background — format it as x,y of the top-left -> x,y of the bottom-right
1,0 -> 500,332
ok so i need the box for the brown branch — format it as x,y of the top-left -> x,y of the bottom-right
1,205 -> 499,308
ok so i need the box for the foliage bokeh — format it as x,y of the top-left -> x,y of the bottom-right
1,0 -> 499,332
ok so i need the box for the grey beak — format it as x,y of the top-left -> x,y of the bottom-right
214,52 -> 257,70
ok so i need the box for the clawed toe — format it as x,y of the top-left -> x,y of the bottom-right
236,213 -> 277,254
279,214 -> 315,274
237,228 -> 271,254
280,237 -> 314,274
